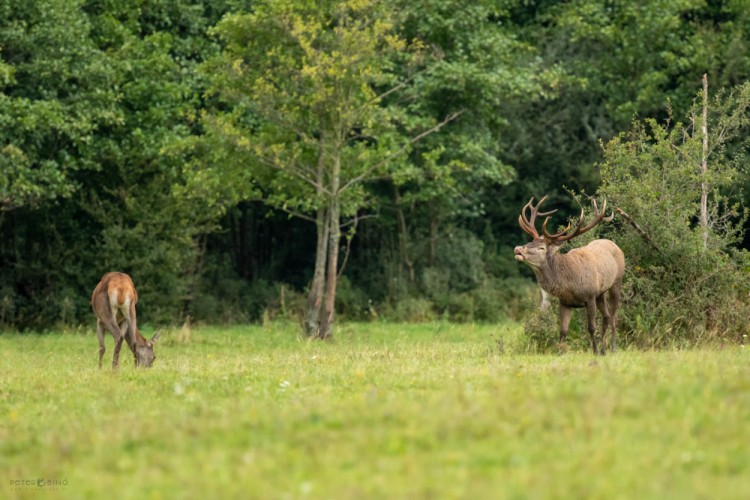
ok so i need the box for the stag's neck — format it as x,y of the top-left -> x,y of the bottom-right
532,252 -> 573,296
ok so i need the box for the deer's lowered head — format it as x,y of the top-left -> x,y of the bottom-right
129,328 -> 162,368
514,196 -> 625,355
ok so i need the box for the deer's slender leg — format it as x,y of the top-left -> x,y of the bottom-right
96,320 -> 106,369
127,303 -> 139,357
112,318 -> 128,369
112,335 -> 124,369
558,305 -> 572,351
584,300 -> 602,355
596,294 -> 612,354
118,319 -> 137,366
118,304 -> 139,365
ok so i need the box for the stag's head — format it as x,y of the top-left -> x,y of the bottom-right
134,330 -> 161,367
514,196 -> 613,269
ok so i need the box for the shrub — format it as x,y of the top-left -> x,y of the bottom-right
594,84 -> 750,347
335,276 -> 370,321
382,297 -> 437,323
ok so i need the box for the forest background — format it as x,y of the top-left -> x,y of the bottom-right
2,0 -> 750,346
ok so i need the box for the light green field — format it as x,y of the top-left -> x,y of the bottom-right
1,322 -> 749,499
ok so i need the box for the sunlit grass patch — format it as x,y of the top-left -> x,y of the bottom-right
1,322 -> 749,499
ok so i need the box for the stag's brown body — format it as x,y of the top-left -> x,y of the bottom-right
91,272 -> 160,368
535,240 -> 624,308
515,197 -> 625,354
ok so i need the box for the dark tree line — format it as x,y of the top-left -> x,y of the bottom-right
1,0 -> 749,339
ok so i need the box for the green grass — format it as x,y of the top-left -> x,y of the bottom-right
2,321 -> 750,499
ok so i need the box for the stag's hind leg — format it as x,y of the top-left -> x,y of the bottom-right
596,294 -> 612,355
608,281 -> 622,352
585,300 -> 603,355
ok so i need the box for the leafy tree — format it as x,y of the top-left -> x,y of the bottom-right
0,0 -> 119,211
0,0 -> 219,327
333,0 -> 568,323
199,0 -> 460,338
493,0 -> 750,249
537,0 -> 750,124
386,0 -> 564,278
81,0 -> 220,321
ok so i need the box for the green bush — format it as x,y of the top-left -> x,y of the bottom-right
595,85 -> 750,347
520,298 -> 595,353
382,297 -> 437,323
520,302 -> 559,353
334,276 -> 371,321
189,293 -> 221,324
0,287 -> 16,327
189,252 -> 298,324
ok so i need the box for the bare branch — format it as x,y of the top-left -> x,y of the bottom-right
350,68 -> 429,122
275,204 -> 317,223
337,214 -> 360,278
615,208 -> 664,255
255,154 -> 332,197
700,73 -> 709,250
340,213 -> 377,228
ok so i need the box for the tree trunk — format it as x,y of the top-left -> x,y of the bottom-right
319,198 -> 340,339
305,206 -> 328,336
428,204 -> 438,267
238,202 -> 250,279
318,154 -> 341,339
305,137 -> 331,337
700,73 -> 709,250
393,185 -> 415,283
182,234 -> 208,322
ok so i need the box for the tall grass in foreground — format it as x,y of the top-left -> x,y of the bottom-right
1,322 -> 750,499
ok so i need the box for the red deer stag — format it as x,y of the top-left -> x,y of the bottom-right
514,196 -> 625,355
91,272 -> 161,368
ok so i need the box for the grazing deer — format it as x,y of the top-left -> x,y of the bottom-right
91,272 -> 161,368
514,196 -> 625,355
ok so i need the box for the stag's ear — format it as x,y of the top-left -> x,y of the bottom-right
546,240 -> 565,253
148,330 -> 162,347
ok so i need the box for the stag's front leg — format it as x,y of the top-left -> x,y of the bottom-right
608,284 -> 622,352
558,305 -> 572,353
584,300 -> 603,355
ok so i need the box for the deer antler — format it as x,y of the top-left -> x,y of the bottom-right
542,197 -> 614,244
518,196 -> 558,239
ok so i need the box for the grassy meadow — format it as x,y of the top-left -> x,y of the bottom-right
2,321 -> 750,499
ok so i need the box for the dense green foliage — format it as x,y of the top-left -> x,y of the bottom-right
2,0 -> 750,344
3,324 -> 750,497
596,85 -> 750,346
522,83 -> 750,350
